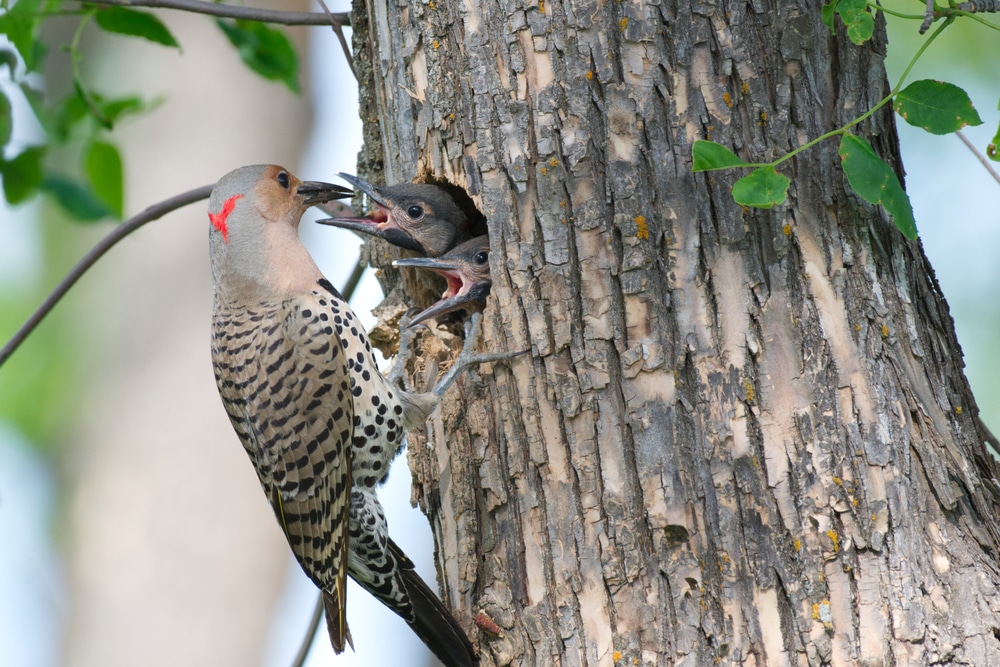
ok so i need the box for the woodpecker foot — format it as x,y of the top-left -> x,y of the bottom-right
387,309 -> 424,390
432,312 -> 529,399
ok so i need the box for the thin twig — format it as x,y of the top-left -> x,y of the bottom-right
80,0 -> 351,27
317,0 -> 356,81
290,595 -> 325,667
0,185 -> 213,369
339,259 -> 366,302
955,129 -> 1000,187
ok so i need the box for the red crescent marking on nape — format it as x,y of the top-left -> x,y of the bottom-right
208,194 -> 244,243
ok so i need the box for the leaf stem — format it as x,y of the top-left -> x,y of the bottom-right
770,16 -> 952,168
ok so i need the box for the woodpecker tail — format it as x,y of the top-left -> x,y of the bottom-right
374,538 -> 479,667
321,588 -> 354,653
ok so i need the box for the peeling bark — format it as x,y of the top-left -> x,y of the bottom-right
357,1 -> 1000,665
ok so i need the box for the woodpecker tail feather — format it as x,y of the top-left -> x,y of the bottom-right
377,538 -> 479,667
322,588 -> 354,653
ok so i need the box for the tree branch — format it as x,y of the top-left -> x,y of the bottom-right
80,0 -> 351,27
0,185 -> 213,369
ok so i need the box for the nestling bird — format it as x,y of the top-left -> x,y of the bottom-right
208,165 -> 478,667
317,173 -> 483,256
393,235 -> 492,327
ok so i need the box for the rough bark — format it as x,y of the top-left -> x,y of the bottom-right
357,1 -> 1000,665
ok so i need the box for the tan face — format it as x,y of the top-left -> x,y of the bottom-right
251,165 -> 308,225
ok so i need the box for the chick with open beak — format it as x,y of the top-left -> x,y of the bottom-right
393,235 -> 491,327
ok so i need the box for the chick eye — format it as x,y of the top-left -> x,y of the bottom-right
474,251 -> 489,264
277,171 -> 290,189
406,205 -> 424,219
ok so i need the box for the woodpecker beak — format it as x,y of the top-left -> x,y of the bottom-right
314,173 -> 426,254
297,181 -> 353,206
393,255 -> 491,326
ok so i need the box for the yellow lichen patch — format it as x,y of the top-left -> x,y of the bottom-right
759,111 -> 768,125
635,215 -> 648,239
586,70 -> 593,80
855,324 -> 861,332
782,223 -> 792,236
832,476 -> 843,486
794,538 -> 801,552
742,376 -> 755,402
613,651 -> 622,663
723,91 -> 732,108
955,406 -> 963,415
826,529 -> 839,552
620,17 -> 628,29
541,166 -> 548,176
550,157 -> 559,167
539,0 -> 545,11
881,324 -> 889,338
433,39 -> 440,49
742,81 -> 749,94
429,0 -> 435,8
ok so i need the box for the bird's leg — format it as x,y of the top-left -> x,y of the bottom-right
432,312 -> 528,399
386,310 -> 421,390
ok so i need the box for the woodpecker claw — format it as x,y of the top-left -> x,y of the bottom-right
432,312 -> 527,399
387,312 -> 422,390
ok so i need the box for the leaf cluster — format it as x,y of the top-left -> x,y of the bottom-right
0,0 -> 300,221
694,1 -> 999,240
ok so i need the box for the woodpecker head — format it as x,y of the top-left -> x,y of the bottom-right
317,174 -> 474,257
393,235 -> 492,326
208,164 -> 350,294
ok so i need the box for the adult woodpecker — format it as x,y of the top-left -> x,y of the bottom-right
317,174 -> 482,257
393,235 -> 492,327
208,165 -> 478,667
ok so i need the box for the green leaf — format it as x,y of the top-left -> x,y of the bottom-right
0,0 -> 43,71
838,134 -> 917,239
217,19 -> 300,93
0,145 -> 46,205
692,140 -> 750,172
84,141 -> 124,218
94,7 -> 180,48
0,48 -> 19,74
0,91 -> 11,148
988,105 -> 999,162
40,174 -> 114,221
894,80 -> 983,135
97,95 -> 146,126
731,166 -> 790,209
835,0 -> 874,45
821,1 -> 838,34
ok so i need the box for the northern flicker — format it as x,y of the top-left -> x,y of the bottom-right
208,165 -> 478,667
393,235 -> 492,327
317,174 -> 483,256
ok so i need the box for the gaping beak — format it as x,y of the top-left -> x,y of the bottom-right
297,181 -> 353,206
404,281 -> 492,327
314,173 -> 427,254
393,256 -> 491,326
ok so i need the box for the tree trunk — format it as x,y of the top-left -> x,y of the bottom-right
354,1 -> 1000,664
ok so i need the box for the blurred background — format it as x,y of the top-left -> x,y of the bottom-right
0,1 -> 441,666
0,4 -> 998,667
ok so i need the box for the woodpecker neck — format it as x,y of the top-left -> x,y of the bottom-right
210,218 -> 323,305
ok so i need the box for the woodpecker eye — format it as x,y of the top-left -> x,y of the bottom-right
277,171 -> 290,189
406,205 -> 424,219
474,251 -> 489,264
